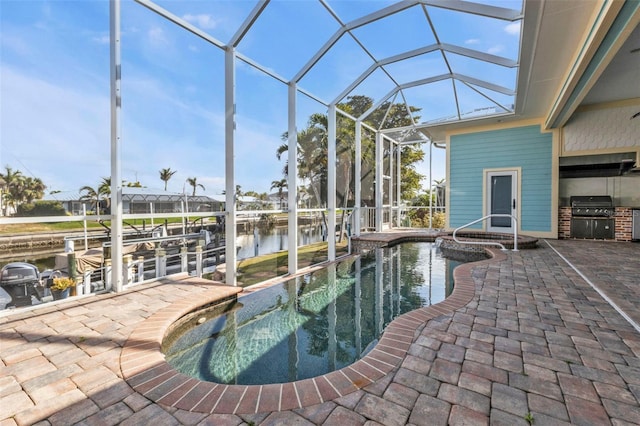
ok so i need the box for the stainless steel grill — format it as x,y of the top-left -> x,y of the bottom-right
570,195 -> 615,239
570,195 -> 614,217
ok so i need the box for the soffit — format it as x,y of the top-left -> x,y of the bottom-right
581,22 -> 640,105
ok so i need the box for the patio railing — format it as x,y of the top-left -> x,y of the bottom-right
452,214 -> 519,252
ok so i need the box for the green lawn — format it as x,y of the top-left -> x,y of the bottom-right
0,217 -> 196,235
235,241 -> 349,287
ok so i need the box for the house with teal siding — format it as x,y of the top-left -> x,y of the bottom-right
447,125 -> 556,238
438,1 -> 640,241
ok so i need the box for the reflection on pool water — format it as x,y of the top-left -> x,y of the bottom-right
164,242 -> 461,385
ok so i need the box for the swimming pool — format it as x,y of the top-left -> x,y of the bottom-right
163,242 -> 460,385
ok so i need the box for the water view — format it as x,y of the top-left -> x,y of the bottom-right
0,224 -> 325,309
236,224 -> 325,259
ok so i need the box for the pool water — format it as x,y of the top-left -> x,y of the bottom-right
164,242 -> 460,385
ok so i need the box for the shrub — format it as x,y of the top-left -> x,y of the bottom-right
407,209 -> 445,229
16,201 -> 66,216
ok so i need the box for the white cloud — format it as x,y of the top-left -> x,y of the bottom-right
488,45 -> 505,55
1,34 -> 32,56
183,14 -> 219,30
504,22 -> 521,36
465,38 -> 481,45
198,176 -> 226,195
92,35 -> 110,45
0,64 -> 231,194
0,66 -> 110,192
147,26 -> 168,47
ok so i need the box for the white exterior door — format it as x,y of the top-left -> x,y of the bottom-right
486,170 -> 517,233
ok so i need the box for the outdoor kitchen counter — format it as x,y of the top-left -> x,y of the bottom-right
558,205 -> 636,241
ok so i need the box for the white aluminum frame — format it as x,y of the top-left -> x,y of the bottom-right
110,0 -> 123,292
0,0 -> 524,291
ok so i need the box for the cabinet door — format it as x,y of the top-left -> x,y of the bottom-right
570,218 -> 592,239
593,219 -> 614,239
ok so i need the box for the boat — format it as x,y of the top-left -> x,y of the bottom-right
52,229 -> 226,285
0,262 -> 42,308
0,230 -> 227,310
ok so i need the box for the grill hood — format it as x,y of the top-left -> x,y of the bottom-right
560,152 -> 637,178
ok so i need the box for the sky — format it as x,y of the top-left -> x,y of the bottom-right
0,0 -> 522,200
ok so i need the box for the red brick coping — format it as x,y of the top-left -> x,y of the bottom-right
120,248 -> 506,415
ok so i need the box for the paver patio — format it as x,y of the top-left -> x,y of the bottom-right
1,237 -> 639,425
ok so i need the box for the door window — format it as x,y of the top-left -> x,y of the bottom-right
487,171 -> 517,232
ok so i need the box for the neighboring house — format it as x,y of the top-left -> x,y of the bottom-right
43,190 -> 85,215
44,188 -> 223,215
268,191 -> 288,210
235,194 -> 288,211
235,195 -> 263,211
442,2 -> 639,242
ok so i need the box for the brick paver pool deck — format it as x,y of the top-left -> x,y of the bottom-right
1,237 -> 639,425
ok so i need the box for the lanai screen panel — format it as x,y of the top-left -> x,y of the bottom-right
291,94 -> 329,271
336,114 -> 356,210
341,68 -> 401,112
233,60 -> 290,281
361,127 -> 376,208
151,0 -> 258,43
235,1 -> 338,82
348,5 -> 437,58
1,1 -> 111,199
122,3 -> 225,199
235,63 -> 288,211
326,0 -> 523,128
298,34 -> 376,104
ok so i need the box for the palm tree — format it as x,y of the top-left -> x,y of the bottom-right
159,168 -> 177,191
79,177 -> 110,214
0,176 -> 6,216
1,166 -> 24,215
0,166 -> 49,215
221,185 -> 242,200
276,96 -> 424,207
79,185 -> 102,214
186,177 -> 205,196
277,112 -> 329,208
22,177 -> 46,203
99,177 -> 111,211
270,178 -> 287,209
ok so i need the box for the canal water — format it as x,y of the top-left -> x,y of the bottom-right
236,224 -> 325,259
0,225 -> 326,309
